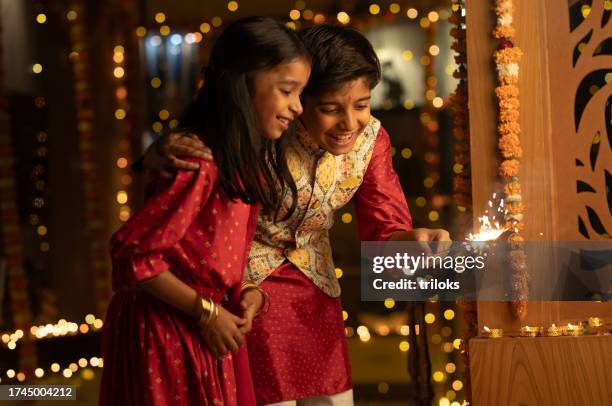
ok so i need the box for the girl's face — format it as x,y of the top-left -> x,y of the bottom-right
252,58 -> 311,140
300,77 -> 371,155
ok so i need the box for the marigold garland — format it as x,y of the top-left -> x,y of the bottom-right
493,0 -> 528,319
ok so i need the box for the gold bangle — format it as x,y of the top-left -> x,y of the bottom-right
197,297 -> 213,326
240,281 -> 259,292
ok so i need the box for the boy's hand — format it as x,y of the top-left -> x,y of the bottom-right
143,132 -> 213,177
238,289 -> 264,334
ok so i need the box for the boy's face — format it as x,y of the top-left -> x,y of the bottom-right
300,77 -> 371,155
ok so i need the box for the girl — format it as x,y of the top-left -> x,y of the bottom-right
99,17 -> 310,406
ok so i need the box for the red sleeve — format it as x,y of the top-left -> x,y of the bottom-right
110,159 -> 216,286
355,126 -> 413,241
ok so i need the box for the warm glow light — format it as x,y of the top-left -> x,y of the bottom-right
200,22 -> 211,34
401,148 -> 412,159
227,1 -> 239,12
116,157 -> 128,168
35,368 -> 44,378
33,64 -> 43,74
420,17 -> 431,28
335,268 -> 343,278
113,67 -> 125,78
399,341 -> 410,351
151,77 -> 162,88
117,191 -> 128,204
433,371 -> 445,382
66,10 -> 78,21
37,225 -> 47,236
389,3 -> 401,14
160,25 -> 171,36
433,97 -> 444,108
341,212 -> 352,223
113,53 -> 124,63
51,363 -> 60,372
402,50 -> 413,60
444,309 -> 455,320
289,9 -> 301,20
136,26 -> 147,37
428,11 -> 440,22
303,9 -> 314,20
155,12 -> 166,23
63,369 -> 72,378
384,298 -> 395,309
452,380 -> 463,391
403,100 -> 415,110
36,14 -> 47,24
429,45 -> 440,55
424,313 -> 436,324
369,4 -> 381,15
337,12 -> 350,24
119,206 -> 131,222
342,311 -> 348,321
314,14 -> 326,24
152,121 -> 163,133
116,87 -> 127,100
212,17 -> 223,27
420,55 -> 431,66
159,109 -> 170,120
407,8 -> 418,19
115,109 -> 126,120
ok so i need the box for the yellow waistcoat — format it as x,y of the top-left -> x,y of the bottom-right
246,116 -> 381,297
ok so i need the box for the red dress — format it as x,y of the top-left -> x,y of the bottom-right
247,127 -> 413,404
99,159 -> 258,406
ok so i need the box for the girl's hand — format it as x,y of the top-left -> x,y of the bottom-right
200,304 -> 247,358
143,132 -> 213,177
238,289 -> 264,334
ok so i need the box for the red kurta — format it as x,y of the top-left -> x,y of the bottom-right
99,159 -> 259,406
248,126 -> 413,404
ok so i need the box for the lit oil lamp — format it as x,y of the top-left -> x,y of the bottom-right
483,325 -> 503,338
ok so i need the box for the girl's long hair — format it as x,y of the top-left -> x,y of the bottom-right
180,17 -> 306,220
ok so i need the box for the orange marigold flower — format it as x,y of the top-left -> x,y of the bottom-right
500,159 -> 520,177
500,75 -> 519,85
495,85 -> 519,99
498,122 -> 521,136
499,97 -> 520,111
493,25 -> 515,39
500,108 -> 520,122
506,202 -> 525,215
494,47 -> 523,64
504,181 -> 522,196
495,0 -> 513,15
499,134 -> 523,158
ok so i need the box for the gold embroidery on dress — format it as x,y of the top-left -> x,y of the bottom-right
247,117 -> 381,297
